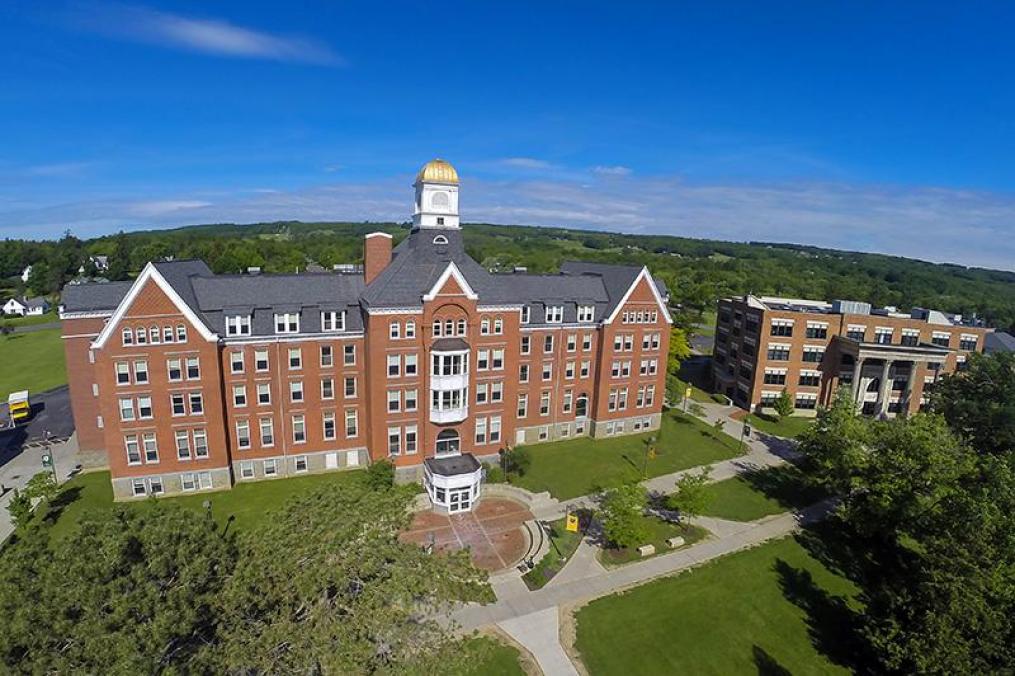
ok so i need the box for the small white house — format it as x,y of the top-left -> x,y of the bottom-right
3,297 -> 50,316
78,255 -> 109,275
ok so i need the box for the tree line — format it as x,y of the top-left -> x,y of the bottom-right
2,220 -> 1013,331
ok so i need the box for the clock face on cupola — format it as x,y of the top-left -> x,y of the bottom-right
413,158 -> 460,230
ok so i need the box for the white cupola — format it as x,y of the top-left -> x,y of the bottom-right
413,158 -> 460,229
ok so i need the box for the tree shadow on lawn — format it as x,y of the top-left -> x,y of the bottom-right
752,645 -> 791,676
739,465 -> 829,512
774,557 -> 873,673
39,485 -> 82,527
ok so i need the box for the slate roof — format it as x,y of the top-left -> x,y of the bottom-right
60,230 -> 668,335
985,331 -> 1015,353
61,281 -> 134,312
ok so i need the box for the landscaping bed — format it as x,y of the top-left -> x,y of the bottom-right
598,514 -> 708,566
522,513 -> 587,590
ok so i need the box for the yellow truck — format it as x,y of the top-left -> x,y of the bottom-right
7,390 -> 30,425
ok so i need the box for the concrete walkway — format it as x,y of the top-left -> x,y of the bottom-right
498,608 -> 578,676
0,434 -> 81,544
454,498 -> 834,633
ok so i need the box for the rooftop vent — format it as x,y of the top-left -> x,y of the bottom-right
831,300 -> 871,315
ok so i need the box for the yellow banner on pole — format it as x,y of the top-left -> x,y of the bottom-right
685,387 -> 693,399
566,513 -> 580,532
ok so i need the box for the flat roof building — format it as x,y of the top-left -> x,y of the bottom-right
712,294 -> 992,418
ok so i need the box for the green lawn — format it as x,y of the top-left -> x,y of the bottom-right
694,309 -> 717,337
0,310 -> 58,328
522,513 -> 587,590
452,636 -> 526,676
512,411 -> 741,500
0,328 -> 66,401
599,514 -> 708,566
746,413 -> 814,439
575,535 -> 861,675
38,469 -> 368,540
701,465 -> 829,522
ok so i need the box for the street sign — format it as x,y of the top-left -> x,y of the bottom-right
41,454 -> 52,468
744,424 -> 752,437
566,512 -> 580,532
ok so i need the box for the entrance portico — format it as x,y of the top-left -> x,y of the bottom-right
835,336 -> 950,417
423,452 -> 484,514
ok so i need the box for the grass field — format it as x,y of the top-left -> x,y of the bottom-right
512,411 -> 741,500
37,469 -> 368,540
701,465 -> 829,522
599,515 -> 708,566
746,413 -> 815,439
0,328 -> 66,401
575,535 -> 861,675
0,310 -> 58,328
522,514 -> 586,590
453,636 -> 525,676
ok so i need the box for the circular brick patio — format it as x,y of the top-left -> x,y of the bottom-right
401,498 -> 535,572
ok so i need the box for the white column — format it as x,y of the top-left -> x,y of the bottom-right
877,359 -> 893,417
901,360 -> 918,417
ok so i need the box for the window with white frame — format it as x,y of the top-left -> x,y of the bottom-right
136,328 -> 146,344
517,393 -> 528,418
189,392 -> 203,414
321,345 -> 333,367
545,305 -> 563,323
137,396 -> 153,419
231,351 -> 244,374
580,360 -> 591,378
540,391 -> 551,416
122,328 -> 134,345
405,425 -> 418,454
405,389 -> 418,411
344,344 -> 356,365
274,312 -> 299,334
519,363 -> 529,382
492,349 -> 504,370
257,383 -> 271,405
544,334 -> 554,353
236,420 -> 250,449
405,353 -> 418,376
321,378 -> 334,400
491,381 -> 503,402
171,393 -> 185,416
133,360 -> 148,384
405,320 -> 416,338
119,397 -> 134,421
323,411 -> 336,440
193,429 -> 208,457
292,415 -> 306,443
387,390 -> 401,412
163,326 -> 174,343
125,434 -> 141,465
577,305 -> 595,322
295,456 -> 309,473
494,318 -> 503,334
142,432 -> 158,462
388,426 -> 401,455
387,354 -> 400,377
476,382 -> 488,404
176,430 -> 190,460
490,416 -> 501,443
186,357 -> 200,380
255,349 -> 269,371
321,310 -> 345,332
475,418 -> 488,444
480,318 -> 490,335
344,376 -> 357,398
259,418 -> 274,446
345,409 -> 358,437
116,362 -> 130,385
521,306 -> 530,324
521,336 -> 530,354
264,458 -> 278,476
288,348 -> 302,370
542,362 -> 552,381
290,380 -> 304,402
390,321 -> 401,339
239,461 -> 254,479
176,324 -> 187,342
226,315 -> 251,336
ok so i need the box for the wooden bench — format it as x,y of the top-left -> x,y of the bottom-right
666,536 -> 686,549
637,544 -> 656,557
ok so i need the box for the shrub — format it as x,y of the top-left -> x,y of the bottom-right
484,465 -> 506,484
365,459 -> 395,491
711,393 -> 727,404
501,447 -> 531,477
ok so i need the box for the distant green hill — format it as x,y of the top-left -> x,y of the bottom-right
3,220 -> 1013,332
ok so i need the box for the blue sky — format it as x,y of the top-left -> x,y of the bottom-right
1,2 -> 1014,270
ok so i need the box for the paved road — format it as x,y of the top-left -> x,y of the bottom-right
0,435 -> 80,543
0,386 -> 75,471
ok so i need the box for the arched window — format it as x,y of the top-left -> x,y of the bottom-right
457,319 -> 466,335
433,320 -> 441,337
433,234 -> 449,245
436,429 -> 460,456
575,393 -> 589,418
445,319 -> 454,336
431,192 -> 450,211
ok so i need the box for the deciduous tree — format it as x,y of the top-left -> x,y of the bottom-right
599,483 -> 649,549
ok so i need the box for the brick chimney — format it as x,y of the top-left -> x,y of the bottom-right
364,232 -> 393,285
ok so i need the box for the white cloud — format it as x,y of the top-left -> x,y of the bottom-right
591,165 -> 632,176
1,174 -> 1013,271
71,4 -> 343,66
499,157 -> 556,170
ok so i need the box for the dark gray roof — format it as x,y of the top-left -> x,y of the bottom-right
985,332 -> 1015,353
61,281 -> 133,312
424,453 -> 481,476
432,337 -> 470,352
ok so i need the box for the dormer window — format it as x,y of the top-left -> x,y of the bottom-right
321,311 -> 345,332
433,234 -> 448,245
274,312 -> 300,334
226,315 -> 251,337
577,305 -> 595,322
545,305 -> 564,323
521,306 -> 530,324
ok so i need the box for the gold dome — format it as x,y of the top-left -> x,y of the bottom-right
415,158 -> 459,185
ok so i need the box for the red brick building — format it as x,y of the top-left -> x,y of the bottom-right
712,294 -> 992,417
60,160 -> 671,510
